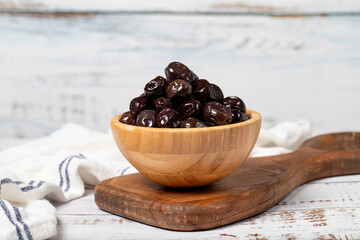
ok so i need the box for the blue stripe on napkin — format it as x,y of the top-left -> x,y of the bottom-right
58,155 -> 71,188
0,178 -> 45,193
0,198 -> 24,240
120,166 -> 131,176
58,154 -> 86,192
20,181 -> 45,192
12,205 -> 33,240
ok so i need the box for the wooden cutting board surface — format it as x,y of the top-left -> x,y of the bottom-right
95,132 -> 360,231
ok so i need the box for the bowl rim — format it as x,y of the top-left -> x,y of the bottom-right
111,109 -> 261,133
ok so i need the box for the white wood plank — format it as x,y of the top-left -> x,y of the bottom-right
0,0 -> 359,13
276,181 -> 360,211
53,208 -> 360,239
51,174 -> 360,239
0,15 -> 359,138
53,198 -> 360,239
313,175 -> 360,183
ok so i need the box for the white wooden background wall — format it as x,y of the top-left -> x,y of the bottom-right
0,1 -> 360,240
0,0 -> 359,140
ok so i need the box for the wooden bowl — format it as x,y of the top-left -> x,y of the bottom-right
110,110 -> 262,187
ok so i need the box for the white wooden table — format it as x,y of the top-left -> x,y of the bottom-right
1,0 -> 360,239
49,174 -> 360,240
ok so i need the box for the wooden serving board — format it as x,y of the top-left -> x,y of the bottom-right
95,132 -> 360,231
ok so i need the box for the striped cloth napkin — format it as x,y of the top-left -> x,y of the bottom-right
0,121 -> 310,240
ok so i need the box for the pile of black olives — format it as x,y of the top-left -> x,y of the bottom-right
119,62 -> 251,128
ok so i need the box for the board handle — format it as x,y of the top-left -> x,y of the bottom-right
294,132 -> 360,183
300,148 -> 360,182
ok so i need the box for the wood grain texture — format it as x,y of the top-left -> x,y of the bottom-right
0,0 -> 359,14
1,2 -> 359,238
53,206 -> 360,239
110,110 -> 261,187
0,15 -> 359,139
95,132 -> 360,231
48,176 -> 360,240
